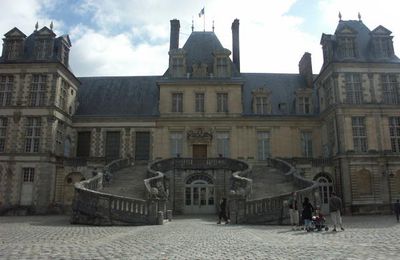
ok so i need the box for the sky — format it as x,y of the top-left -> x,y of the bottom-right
0,0 -> 399,77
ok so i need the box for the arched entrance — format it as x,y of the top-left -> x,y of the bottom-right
314,173 -> 334,214
63,172 -> 85,206
184,174 -> 215,214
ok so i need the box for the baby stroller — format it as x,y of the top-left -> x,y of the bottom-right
308,212 -> 329,231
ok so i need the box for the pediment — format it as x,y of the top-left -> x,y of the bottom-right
36,26 -> 56,37
371,25 -> 392,35
336,25 -> 357,35
4,27 -> 26,38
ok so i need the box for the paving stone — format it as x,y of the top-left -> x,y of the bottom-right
0,215 -> 399,259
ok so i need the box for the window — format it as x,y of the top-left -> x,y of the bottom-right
301,131 -> 313,157
7,40 -> 22,59
298,97 -> 311,114
352,117 -> 367,152
255,96 -> 268,114
389,117 -> 400,152
61,45 -> 69,65
338,37 -> 355,58
0,117 -> 7,152
59,80 -> 68,110
105,131 -> 121,160
374,38 -> 390,58
35,39 -> 51,59
327,120 -> 335,157
216,57 -> 228,76
56,123 -> 64,155
217,93 -> 228,112
195,93 -> 205,112
257,131 -> 270,160
25,117 -> 41,153
172,93 -> 183,112
76,131 -> 91,157
381,74 -> 399,104
170,132 -> 183,157
345,74 -> 363,104
172,57 -> 183,68
23,168 -> 35,182
216,132 -> 230,157
29,75 -> 47,106
0,75 -> 13,106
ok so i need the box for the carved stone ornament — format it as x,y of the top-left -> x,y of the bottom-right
187,128 -> 213,142
13,110 -> 22,123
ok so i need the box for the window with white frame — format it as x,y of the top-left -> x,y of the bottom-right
352,117 -> 367,152
0,117 -> 7,152
195,93 -> 205,112
217,93 -> 228,112
257,131 -> 270,160
0,75 -> 13,106
345,74 -> 363,104
29,75 -> 47,106
298,97 -> 311,114
170,132 -> 183,157
389,117 -> 400,152
216,132 -> 230,157
255,96 -> 268,114
172,93 -> 183,112
59,80 -> 68,110
381,74 -> 399,104
25,117 -> 41,153
301,131 -> 313,157
22,168 -> 35,182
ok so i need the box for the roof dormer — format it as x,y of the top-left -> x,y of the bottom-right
335,25 -> 358,59
213,48 -> 231,78
370,25 -> 395,59
168,48 -> 187,78
34,26 -> 56,60
2,27 -> 26,61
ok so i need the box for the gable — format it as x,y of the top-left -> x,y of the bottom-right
36,26 -> 56,37
371,25 -> 392,35
336,25 -> 357,35
4,27 -> 26,38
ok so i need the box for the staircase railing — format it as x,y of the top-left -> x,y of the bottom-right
147,157 -> 252,198
71,158 -> 160,225
229,158 -> 319,225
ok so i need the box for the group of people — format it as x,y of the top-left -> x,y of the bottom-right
288,191 -> 344,232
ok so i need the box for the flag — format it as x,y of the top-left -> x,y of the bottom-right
198,7 -> 204,18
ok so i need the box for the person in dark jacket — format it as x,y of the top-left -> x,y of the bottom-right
217,198 -> 230,224
329,192 -> 344,231
302,197 -> 314,231
394,199 -> 400,223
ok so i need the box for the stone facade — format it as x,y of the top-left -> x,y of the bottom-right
1,18 -> 400,215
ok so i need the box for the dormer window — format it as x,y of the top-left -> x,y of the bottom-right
296,89 -> 313,114
169,49 -> 186,78
338,37 -> 356,58
371,26 -> 395,59
7,40 -> 23,60
35,39 -> 51,59
213,49 -> 231,78
61,45 -> 69,66
252,88 -> 271,115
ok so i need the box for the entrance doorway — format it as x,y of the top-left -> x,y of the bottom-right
184,174 -> 215,214
193,144 -> 207,158
135,132 -> 150,160
314,173 -> 333,214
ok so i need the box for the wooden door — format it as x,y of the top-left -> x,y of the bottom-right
193,144 -> 207,158
135,132 -> 150,160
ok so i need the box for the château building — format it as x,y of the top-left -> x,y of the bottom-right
0,16 -> 399,218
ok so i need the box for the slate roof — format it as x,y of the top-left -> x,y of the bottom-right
242,73 -> 310,115
75,76 -> 160,117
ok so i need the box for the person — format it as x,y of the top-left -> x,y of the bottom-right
288,192 -> 299,230
394,199 -> 400,223
302,197 -> 314,231
313,206 -> 325,231
217,197 -> 230,224
329,192 -> 344,231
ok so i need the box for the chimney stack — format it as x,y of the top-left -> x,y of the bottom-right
170,19 -> 180,51
299,52 -> 313,88
231,19 -> 240,72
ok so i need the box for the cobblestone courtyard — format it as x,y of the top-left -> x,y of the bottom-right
0,215 -> 399,259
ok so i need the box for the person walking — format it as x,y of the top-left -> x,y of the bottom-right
288,192 -> 299,230
394,199 -> 400,223
302,197 -> 314,231
329,192 -> 344,231
217,198 -> 230,224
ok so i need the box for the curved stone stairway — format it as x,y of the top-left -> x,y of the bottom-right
250,165 -> 296,199
100,163 -> 148,199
